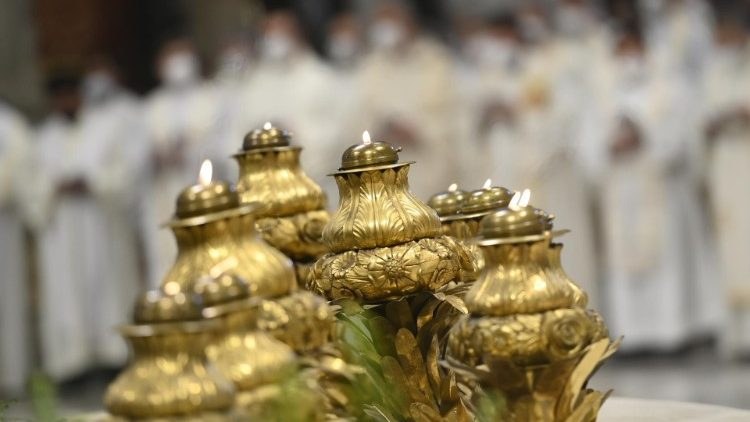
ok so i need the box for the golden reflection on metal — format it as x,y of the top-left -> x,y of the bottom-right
428,182 -> 514,283
233,123 -> 330,279
310,135 -> 474,420
105,292 -> 235,419
446,197 -> 618,421
203,297 -> 298,393
162,199 -> 296,299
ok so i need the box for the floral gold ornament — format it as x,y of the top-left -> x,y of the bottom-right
234,122 -> 330,282
105,291 -> 235,419
160,159 -> 296,298
310,132 -> 474,420
446,190 -> 619,421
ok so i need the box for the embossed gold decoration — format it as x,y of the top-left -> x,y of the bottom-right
105,291 -> 235,419
198,275 -> 298,399
428,180 -> 514,283
446,190 -> 618,421
161,159 -> 296,298
234,123 -> 330,281
310,133 -> 474,420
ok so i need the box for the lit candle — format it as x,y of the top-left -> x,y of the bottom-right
476,189 -> 552,242
242,121 -> 291,150
174,159 -> 240,219
461,178 -> 514,216
338,130 -> 404,171
427,183 -> 469,216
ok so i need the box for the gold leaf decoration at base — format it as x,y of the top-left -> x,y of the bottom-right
309,236 -> 472,302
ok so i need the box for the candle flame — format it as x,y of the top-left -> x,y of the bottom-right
448,183 -> 458,192
483,178 -> 492,189
362,130 -> 371,145
263,121 -> 272,130
198,159 -> 213,186
509,191 -> 521,210
519,188 -> 531,207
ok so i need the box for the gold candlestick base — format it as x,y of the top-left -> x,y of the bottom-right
104,320 -> 235,419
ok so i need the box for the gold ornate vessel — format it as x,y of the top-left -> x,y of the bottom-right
233,123 -> 330,282
446,192 -> 618,421
309,132 -> 474,420
310,132 -> 473,301
161,160 -> 296,298
428,180 -> 514,282
105,291 -> 235,420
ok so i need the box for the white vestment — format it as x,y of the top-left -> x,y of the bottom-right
316,63 -> 364,205
34,97 -> 143,379
704,48 -> 750,356
142,84 -> 218,287
599,70 -> 720,351
357,38 -> 459,199
454,54 -> 524,189
0,102 -> 31,394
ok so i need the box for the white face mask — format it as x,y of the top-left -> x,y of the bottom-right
469,36 -> 517,69
83,71 -> 116,103
217,50 -> 250,80
262,33 -> 295,62
618,55 -> 647,85
162,51 -> 200,87
329,34 -> 359,64
520,15 -> 549,43
557,6 -> 591,37
369,20 -> 404,50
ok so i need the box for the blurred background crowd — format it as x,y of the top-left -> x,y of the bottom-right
1,0 -> 750,411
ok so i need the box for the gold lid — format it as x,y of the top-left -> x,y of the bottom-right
193,273 -> 250,307
338,131 -> 403,171
242,122 -> 291,150
475,189 -> 552,244
133,290 -> 203,324
461,181 -> 514,215
174,160 -> 240,219
428,183 -> 468,217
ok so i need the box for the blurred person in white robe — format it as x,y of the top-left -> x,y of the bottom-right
240,10 -> 334,199
33,69 -> 143,380
640,0 -> 713,81
549,0 -> 611,118
207,37 -> 255,181
599,30 -> 719,352
357,1 -> 459,199
78,58 -> 147,365
454,13 -> 525,189
320,11 -> 366,203
143,38 -> 217,287
0,101 -> 31,395
703,18 -> 750,357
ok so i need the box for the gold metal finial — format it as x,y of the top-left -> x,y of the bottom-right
427,183 -> 469,216
460,180 -> 514,216
475,189 -> 551,243
338,131 -> 403,171
175,160 -> 240,219
242,121 -> 291,151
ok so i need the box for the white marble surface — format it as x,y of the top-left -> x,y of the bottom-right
601,397 -> 750,421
